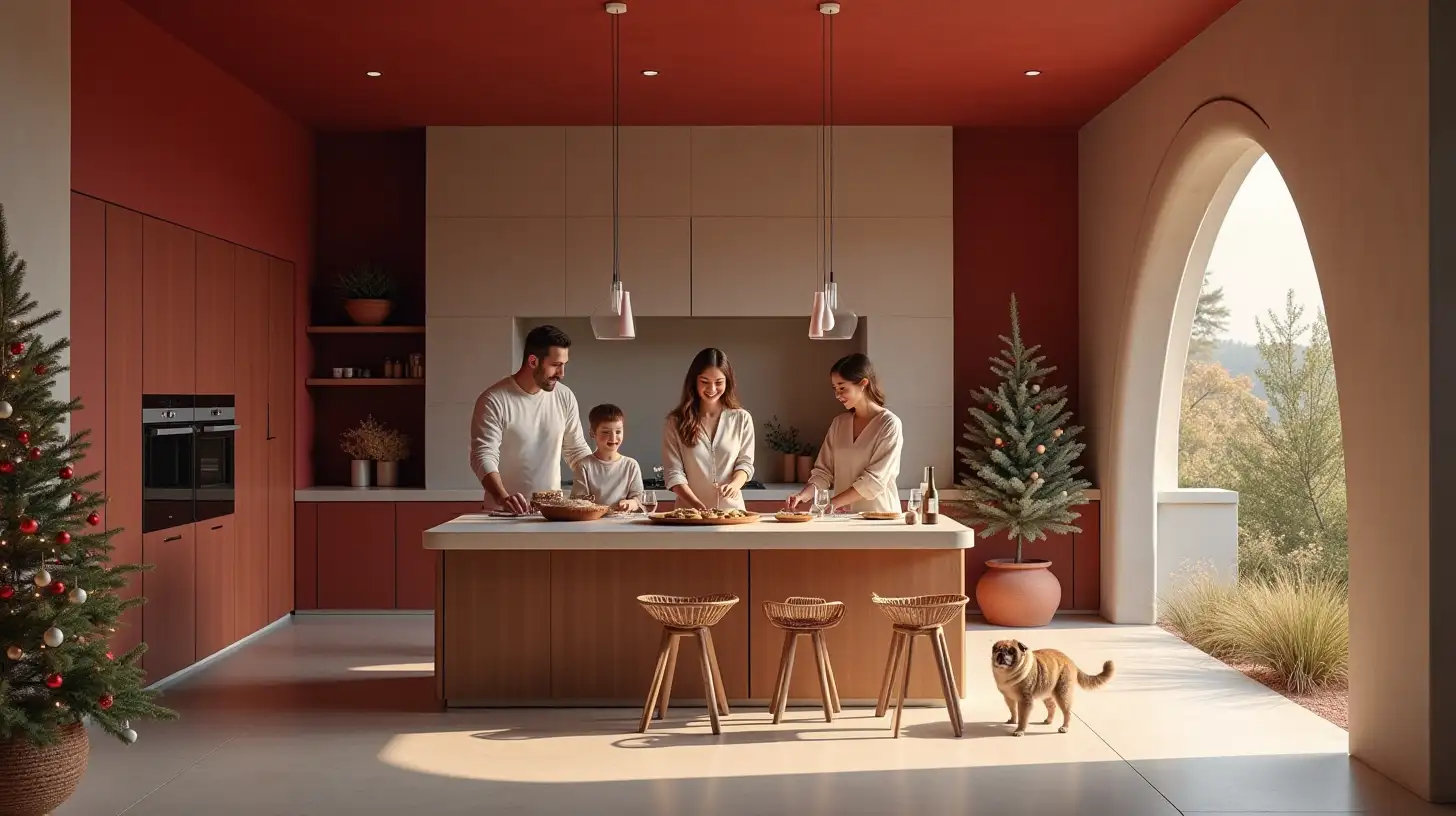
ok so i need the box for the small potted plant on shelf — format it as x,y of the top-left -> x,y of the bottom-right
764,416 -> 802,483
796,441 -> 817,484
340,415 -> 389,487
335,261 -> 395,326
373,425 -> 411,488
958,294 -> 1091,627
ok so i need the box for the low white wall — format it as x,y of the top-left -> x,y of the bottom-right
1156,488 -> 1239,602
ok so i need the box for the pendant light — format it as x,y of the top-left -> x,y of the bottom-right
808,1 -> 858,341
592,1 -> 636,340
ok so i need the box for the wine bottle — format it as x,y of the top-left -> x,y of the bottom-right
924,466 -> 940,525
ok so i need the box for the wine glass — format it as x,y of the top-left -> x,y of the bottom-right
811,485 -> 830,517
641,490 -> 658,518
907,488 -> 923,517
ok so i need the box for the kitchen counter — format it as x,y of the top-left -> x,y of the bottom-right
295,484 -> 1024,502
430,511 -> 970,708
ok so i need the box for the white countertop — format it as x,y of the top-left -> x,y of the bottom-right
294,484 -> 1027,503
423,512 -> 975,551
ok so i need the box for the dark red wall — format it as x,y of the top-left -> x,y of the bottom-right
71,0 -> 316,483
952,128 -> 1080,479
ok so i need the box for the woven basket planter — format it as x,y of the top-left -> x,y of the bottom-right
0,722 -> 90,816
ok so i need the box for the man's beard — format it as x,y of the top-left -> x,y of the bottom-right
535,371 -> 559,391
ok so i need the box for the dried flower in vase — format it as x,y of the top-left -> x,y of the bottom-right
339,415 -> 408,461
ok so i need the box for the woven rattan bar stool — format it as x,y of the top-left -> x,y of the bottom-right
763,597 -> 845,723
636,594 -> 739,735
871,592 -> 968,738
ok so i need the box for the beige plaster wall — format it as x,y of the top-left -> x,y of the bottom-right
1078,0 -> 1438,800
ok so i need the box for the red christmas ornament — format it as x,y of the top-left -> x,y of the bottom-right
33,364 -> 46,375
8,342 -> 24,356
18,518 -> 37,535
105,651 -> 115,661
0,586 -> 13,600
48,581 -> 65,595
59,465 -> 74,480
44,673 -> 62,689
986,403 -> 995,411
71,491 -> 83,503
99,693 -> 114,710
17,431 -> 29,445
86,512 -> 101,527
55,531 -> 71,545
27,447 -> 40,461
0,461 -> 14,475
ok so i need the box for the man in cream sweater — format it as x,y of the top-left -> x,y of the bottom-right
470,325 -> 593,514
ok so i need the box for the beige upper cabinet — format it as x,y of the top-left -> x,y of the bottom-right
427,127 -> 566,218
690,127 -> 819,217
565,127 -> 692,217
828,127 -> 953,218
564,217 -> 691,317
690,218 -> 818,317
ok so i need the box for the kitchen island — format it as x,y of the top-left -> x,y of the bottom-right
424,513 -> 974,708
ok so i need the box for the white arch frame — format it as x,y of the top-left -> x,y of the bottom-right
1103,99 -> 1271,623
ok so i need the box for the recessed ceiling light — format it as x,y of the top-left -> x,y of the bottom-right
366,71 -> 382,77
642,70 -> 659,76
1024,70 -> 1042,77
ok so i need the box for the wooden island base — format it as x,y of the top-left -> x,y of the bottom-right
437,547 -> 966,707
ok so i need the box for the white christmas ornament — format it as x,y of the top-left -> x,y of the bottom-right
5,645 -> 21,660
0,400 -> 11,419
1035,444 -> 1046,455
122,725 -> 138,744
34,568 -> 51,587
1030,472 -> 1040,481
44,626 -> 64,647
1052,428 -> 1064,438
1032,384 -> 1041,394
69,587 -> 87,604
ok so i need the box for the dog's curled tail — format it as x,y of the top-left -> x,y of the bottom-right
1077,660 -> 1115,690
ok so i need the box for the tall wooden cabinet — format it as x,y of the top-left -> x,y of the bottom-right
194,235 -> 236,394
104,204 -> 145,661
141,217 -> 196,394
234,248 -> 271,640
266,258 -> 295,621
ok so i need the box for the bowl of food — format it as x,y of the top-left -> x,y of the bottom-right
537,497 -> 610,522
531,490 -> 564,510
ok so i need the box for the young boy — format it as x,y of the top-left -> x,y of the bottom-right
570,404 -> 646,512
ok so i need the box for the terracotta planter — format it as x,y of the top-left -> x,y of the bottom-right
976,558 -> 1061,627
796,455 -> 814,483
376,460 -> 400,487
0,722 -> 90,816
344,298 -> 392,326
780,453 -> 797,483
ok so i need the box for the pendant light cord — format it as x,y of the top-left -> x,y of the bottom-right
611,9 -> 622,287
821,11 -> 835,288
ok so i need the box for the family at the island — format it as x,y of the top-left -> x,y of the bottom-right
469,324 -> 904,516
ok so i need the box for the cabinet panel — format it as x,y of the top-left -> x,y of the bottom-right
106,205 -> 145,660
1073,502 -> 1102,612
564,217 -> 691,317
316,503 -> 397,609
195,235 -> 236,394
141,217 -> 196,394
70,193 -> 107,490
141,524 -> 196,681
266,258 -> 295,620
233,248 -> 271,638
395,502 -> 479,610
689,218 -> 818,317
295,502 -> 318,610
195,516 -> 236,660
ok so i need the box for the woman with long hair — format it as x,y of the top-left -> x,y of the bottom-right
788,353 -> 903,514
661,348 -> 756,511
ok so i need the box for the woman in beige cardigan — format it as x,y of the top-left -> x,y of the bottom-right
788,353 -> 903,514
662,348 -> 756,511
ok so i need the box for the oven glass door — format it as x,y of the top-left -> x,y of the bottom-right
143,424 -> 195,532
194,423 -> 236,523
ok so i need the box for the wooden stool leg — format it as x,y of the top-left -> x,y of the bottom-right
817,632 -> 842,713
930,626 -> 963,737
638,628 -> 674,733
695,628 -> 722,735
773,631 -> 798,724
810,630 -> 835,723
703,628 -> 731,716
876,631 -> 905,718
936,626 -> 965,735
769,630 -> 793,722
891,631 -> 916,738
657,633 -> 681,721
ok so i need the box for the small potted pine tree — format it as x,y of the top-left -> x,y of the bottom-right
0,204 -> 176,816
763,417 -> 802,483
335,262 -> 395,326
958,295 -> 1091,627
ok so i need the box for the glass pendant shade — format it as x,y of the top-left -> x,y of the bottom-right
819,280 -> 858,340
808,290 -> 827,338
591,280 -> 636,340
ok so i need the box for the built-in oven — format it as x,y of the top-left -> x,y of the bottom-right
194,396 -> 236,524
142,395 -> 196,533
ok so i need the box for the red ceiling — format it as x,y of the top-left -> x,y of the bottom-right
120,0 -> 1240,129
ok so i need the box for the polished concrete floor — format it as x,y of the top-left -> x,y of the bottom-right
61,614 -> 1451,815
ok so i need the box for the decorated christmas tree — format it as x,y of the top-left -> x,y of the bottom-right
957,295 -> 1091,562
0,205 -> 175,747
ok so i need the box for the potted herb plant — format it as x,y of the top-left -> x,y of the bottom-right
336,262 -> 395,326
764,416 -> 803,483
957,295 -> 1091,627
374,425 -> 411,488
340,415 -> 387,487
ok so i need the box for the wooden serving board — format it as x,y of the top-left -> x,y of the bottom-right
771,514 -> 814,524
648,512 -> 762,527
859,512 -> 903,520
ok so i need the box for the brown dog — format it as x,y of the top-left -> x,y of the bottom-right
991,640 -> 1114,736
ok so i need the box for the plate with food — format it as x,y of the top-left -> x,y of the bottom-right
648,507 -> 761,526
773,511 -> 815,523
859,511 -> 904,521
536,497 -> 611,522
